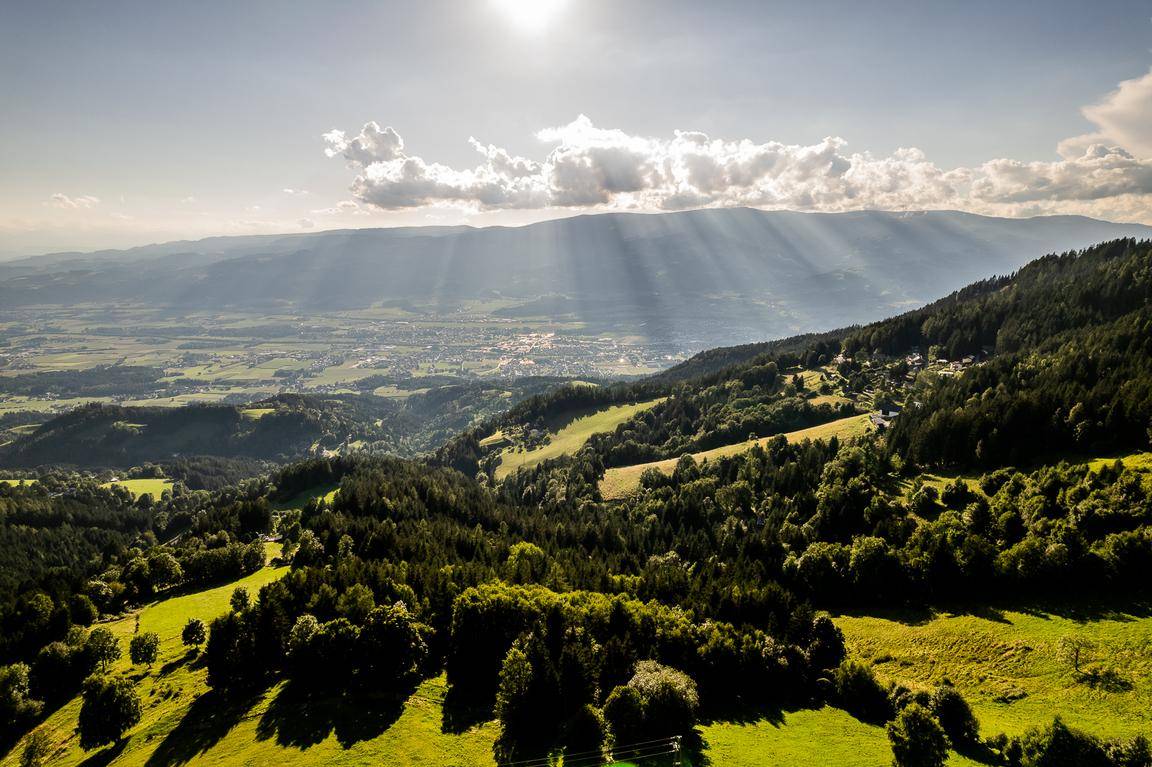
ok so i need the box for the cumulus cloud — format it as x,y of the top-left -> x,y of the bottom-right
1062,68 -> 1152,160
325,71 -> 1152,220
49,193 -> 100,209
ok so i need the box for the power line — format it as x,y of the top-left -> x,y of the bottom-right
497,735 -> 681,767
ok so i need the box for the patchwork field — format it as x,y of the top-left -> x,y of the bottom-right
0,305 -> 678,417
493,398 -> 666,480
600,414 -> 871,499
836,604 -> 1152,740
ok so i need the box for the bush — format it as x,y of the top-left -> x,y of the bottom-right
1019,718 -> 1110,767
628,660 -> 699,738
833,660 -> 891,723
887,702 -> 948,767
930,683 -> 978,746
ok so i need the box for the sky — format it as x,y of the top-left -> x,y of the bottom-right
1,0 -> 1151,256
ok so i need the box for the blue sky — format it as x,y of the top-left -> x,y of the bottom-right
1,0 -> 1151,255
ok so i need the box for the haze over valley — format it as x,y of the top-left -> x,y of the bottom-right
4,2 -> 1152,767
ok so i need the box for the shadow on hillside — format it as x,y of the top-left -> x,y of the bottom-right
79,738 -> 127,767
159,649 -> 198,677
699,700 -> 786,729
956,740 -> 1003,766
1015,599 -> 1152,623
145,688 -> 262,767
255,680 -> 408,749
835,603 -> 1011,626
440,684 -> 494,734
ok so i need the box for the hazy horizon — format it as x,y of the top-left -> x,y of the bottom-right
3,0 -> 1151,257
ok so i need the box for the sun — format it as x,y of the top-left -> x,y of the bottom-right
493,0 -> 567,34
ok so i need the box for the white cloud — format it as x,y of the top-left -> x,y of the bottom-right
322,117 -> 1152,217
326,70 -> 1152,221
283,188 -> 310,196
49,193 -> 100,209
1062,68 -> 1152,160
298,217 -> 315,229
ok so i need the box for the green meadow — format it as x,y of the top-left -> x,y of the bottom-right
101,478 -> 176,499
600,414 -> 872,500
837,605 -> 1152,740
493,398 -> 666,480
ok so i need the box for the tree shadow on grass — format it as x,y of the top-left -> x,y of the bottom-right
698,699 -> 786,728
441,684 -> 493,735
956,740 -> 1007,766
255,679 -> 409,750
144,687 -> 263,767
78,739 -> 127,767
836,602 -> 1013,626
159,649 -> 198,677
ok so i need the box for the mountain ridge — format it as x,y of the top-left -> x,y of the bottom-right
4,209 -> 1151,348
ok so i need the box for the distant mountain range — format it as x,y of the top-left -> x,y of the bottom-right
4,209 -> 1150,348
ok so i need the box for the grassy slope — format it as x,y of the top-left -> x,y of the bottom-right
836,605 -> 1152,740
494,399 -> 665,480
2,557 -> 288,767
697,707 -> 982,767
600,414 -> 872,500
101,478 -> 175,499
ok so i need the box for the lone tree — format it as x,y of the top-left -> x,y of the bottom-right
887,702 -> 948,767
129,632 -> 160,667
230,587 -> 251,613
77,675 -> 141,750
1060,637 -> 1095,675
85,628 -> 121,673
181,618 -> 206,649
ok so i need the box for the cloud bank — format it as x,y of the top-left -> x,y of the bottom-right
325,69 -> 1152,222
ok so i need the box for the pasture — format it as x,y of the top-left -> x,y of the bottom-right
101,478 -> 175,499
1,556 -> 288,767
837,604 -> 1152,740
600,414 -> 871,499
493,398 -> 666,480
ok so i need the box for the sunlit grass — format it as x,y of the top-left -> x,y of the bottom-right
837,604 -> 1152,739
494,398 -> 666,480
600,414 -> 872,500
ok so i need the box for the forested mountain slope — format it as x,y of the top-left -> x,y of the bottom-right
457,238 -> 1152,480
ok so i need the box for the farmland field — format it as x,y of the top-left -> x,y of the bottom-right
0,304 -> 681,418
600,414 -> 871,499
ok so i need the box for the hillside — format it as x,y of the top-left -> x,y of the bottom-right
0,378 -> 570,471
4,210 -> 1151,348
3,239 -> 1152,767
466,237 -> 1152,488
